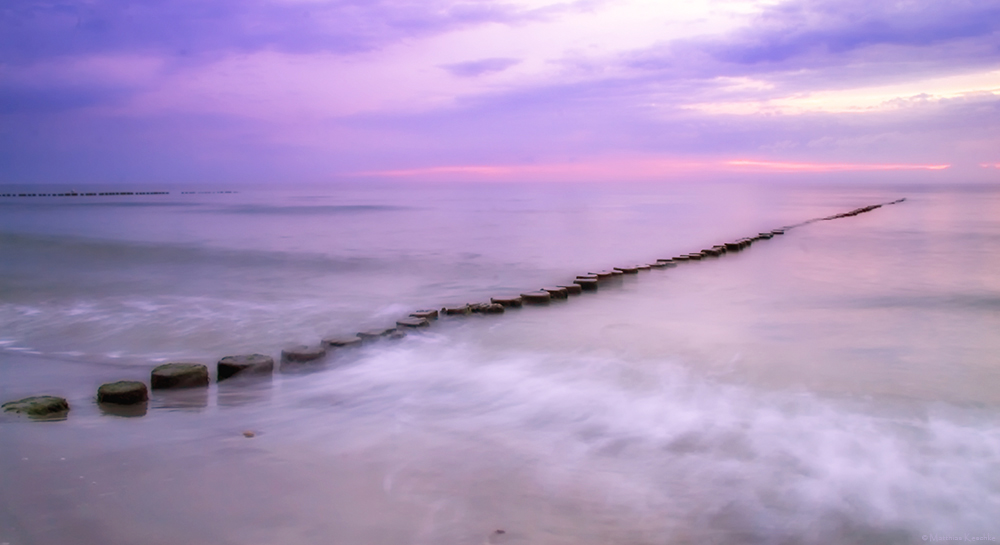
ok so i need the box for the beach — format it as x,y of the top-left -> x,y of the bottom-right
2,180 -> 999,544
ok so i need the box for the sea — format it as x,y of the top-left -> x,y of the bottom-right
1,180 -> 998,545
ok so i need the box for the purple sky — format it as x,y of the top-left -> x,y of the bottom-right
2,0 -> 999,184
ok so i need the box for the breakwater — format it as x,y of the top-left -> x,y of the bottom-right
0,191 -> 170,197
1,198 -> 905,419
0,190 -> 239,197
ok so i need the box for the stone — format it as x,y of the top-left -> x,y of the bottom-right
279,346 -> 327,363
386,330 -> 407,340
759,232 -> 774,239
613,266 -> 639,274
151,363 -> 210,389
686,253 -> 702,260
576,274 -> 599,281
588,271 -> 614,280
725,242 -> 741,251
573,278 -> 599,291
558,284 -> 582,295
610,269 -> 624,277
357,328 -> 396,340
479,303 -> 505,314
649,261 -> 668,269
542,287 -> 569,299
520,291 -> 552,304
2,396 -> 70,418
771,229 -> 785,235
97,381 -> 149,404
217,354 -> 275,382
397,317 -> 430,328
410,310 -> 439,320
322,336 -> 363,348
673,255 -> 690,261
442,305 -> 472,315
491,296 -> 523,308
635,264 -> 651,271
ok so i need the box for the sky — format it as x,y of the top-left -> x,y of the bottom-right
1,0 -> 999,185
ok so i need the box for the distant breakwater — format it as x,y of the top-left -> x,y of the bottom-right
1,197 -> 906,421
0,190 -> 237,198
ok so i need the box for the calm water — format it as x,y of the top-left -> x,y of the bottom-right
1,181 -> 999,544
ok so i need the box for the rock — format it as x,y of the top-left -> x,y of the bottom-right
468,302 -> 489,313
686,253 -> 702,260
97,381 -> 149,404
242,430 -> 256,438
520,291 -> 552,304
279,346 -> 327,363
712,245 -> 728,254
479,303 -> 505,314
2,396 -> 70,418
573,278 -> 599,291
542,287 -> 569,299
322,336 -> 363,348
576,274 -> 599,281
443,305 -> 471,315
758,232 -> 773,239
217,354 -> 275,382
151,363 -> 210,389
410,310 -> 439,320
673,255 -> 690,261
357,328 -> 397,340
725,242 -> 741,251
491,296 -> 523,308
610,269 -> 624,277
588,271 -> 614,280
771,229 -> 785,235
558,284 -> 582,295
386,330 -> 407,340
635,264 -> 651,271
613,266 -> 639,274
397,317 -> 430,328
649,261 -> 668,269
99,402 -> 147,418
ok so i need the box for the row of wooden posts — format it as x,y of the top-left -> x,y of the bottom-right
2,199 -> 903,419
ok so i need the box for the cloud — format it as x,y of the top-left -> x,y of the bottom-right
441,57 -> 522,77
624,0 -> 1000,85
0,0 -> 596,63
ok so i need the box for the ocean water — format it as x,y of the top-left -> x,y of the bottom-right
1,180 -> 999,544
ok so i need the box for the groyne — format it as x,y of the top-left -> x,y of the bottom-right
2,198 -> 905,419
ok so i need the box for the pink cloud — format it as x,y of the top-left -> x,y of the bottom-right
355,156 -> 952,181
723,160 -> 951,172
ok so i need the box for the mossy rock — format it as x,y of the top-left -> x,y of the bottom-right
322,336 -> 363,348
520,291 -> 551,304
490,296 -> 523,308
151,363 -> 210,389
217,354 -> 275,381
541,287 -> 568,299
410,310 -> 439,320
3,396 -> 70,419
396,317 -> 430,328
280,346 -> 327,363
97,381 -> 149,404
573,278 -> 599,291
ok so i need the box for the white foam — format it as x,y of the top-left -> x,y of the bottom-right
274,342 -> 1000,540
